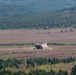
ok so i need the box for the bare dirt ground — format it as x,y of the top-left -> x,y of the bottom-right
0,46 -> 76,59
0,28 -> 76,44
0,29 -> 76,59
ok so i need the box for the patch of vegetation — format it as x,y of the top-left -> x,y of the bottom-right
1,64 -> 76,75
0,4 -> 76,29
26,57 -> 76,68
0,58 -> 23,70
0,57 -> 76,70
0,57 -> 76,75
0,69 -> 69,75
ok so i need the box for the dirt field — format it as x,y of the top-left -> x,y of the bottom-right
0,45 -> 76,59
0,29 -> 76,59
0,28 -> 76,44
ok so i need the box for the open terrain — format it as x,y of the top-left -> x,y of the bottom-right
0,28 -> 76,44
0,45 -> 76,59
0,29 -> 76,74
0,29 -> 76,59
0,45 -> 75,74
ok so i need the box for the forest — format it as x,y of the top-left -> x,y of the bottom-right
0,57 -> 76,75
0,0 -> 76,29
0,6 -> 76,29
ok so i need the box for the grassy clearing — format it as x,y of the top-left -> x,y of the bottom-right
26,64 -> 69,72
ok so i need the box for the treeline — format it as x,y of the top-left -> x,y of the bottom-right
0,57 -> 76,70
0,7 -> 76,29
0,58 -> 23,70
0,69 -> 69,75
0,57 -> 76,75
0,65 -> 76,75
26,57 -> 76,68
